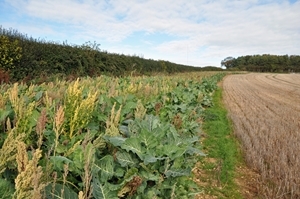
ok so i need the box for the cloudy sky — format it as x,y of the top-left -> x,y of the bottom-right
1,0 -> 300,67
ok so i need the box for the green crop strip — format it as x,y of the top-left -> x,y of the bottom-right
0,72 -> 227,199
200,85 -> 243,198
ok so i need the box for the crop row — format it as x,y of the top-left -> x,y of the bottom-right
0,72 -> 224,199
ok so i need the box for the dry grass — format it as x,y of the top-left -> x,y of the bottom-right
223,73 -> 300,198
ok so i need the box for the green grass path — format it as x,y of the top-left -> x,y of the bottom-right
199,86 -> 243,198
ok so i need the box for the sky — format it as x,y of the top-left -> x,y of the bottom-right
1,0 -> 300,67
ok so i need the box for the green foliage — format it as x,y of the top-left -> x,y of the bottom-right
0,72 -> 224,198
98,114 -> 204,198
223,54 -> 300,72
0,26 -> 205,82
44,183 -> 78,199
221,57 -> 235,68
0,178 -> 15,199
92,180 -> 118,199
0,35 -> 22,71
201,87 -> 242,198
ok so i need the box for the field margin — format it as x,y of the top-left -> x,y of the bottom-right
195,82 -> 243,198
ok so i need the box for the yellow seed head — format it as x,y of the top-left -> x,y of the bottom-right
54,105 -> 65,133
16,141 -> 28,173
135,100 -> 146,120
14,148 -> 45,199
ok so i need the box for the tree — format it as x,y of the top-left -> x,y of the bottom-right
221,56 -> 235,68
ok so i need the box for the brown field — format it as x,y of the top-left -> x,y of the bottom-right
223,73 -> 300,198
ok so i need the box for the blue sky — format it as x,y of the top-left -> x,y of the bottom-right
1,0 -> 300,67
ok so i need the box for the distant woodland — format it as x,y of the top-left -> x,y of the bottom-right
221,54 -> 300,72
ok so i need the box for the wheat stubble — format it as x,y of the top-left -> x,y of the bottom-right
223,73 -> 300,198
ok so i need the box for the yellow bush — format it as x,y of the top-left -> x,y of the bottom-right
0,35 -> 22,70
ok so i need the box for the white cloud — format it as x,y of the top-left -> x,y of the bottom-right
2,0 -> 300,66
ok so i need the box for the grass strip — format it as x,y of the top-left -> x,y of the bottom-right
199,86 -> 242,198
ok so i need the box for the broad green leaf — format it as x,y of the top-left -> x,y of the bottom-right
172,147 -> 187,159
50,156 -> 73,171
185,136 -> 199,144
87,122 -> 100,131
143,154 -> 165,165
34,91 -> 43,101
186,146 -> 206,156
166,126 -> 180,142
123,167 -> 139,182
187,121 -> 200,131
127,120 -> 140,135
136,181 -> 147,195
119,125 -> 129,136
121,137 -> 143,159
122,101 -> 136,112
116,151 -> 137,167
112,96 -> 123,105
107,182 -> 121,191
165,168 -> 191,178
143,154 -> 158,165
160,144 -> 185,160
0,110 -> 11,122
139,129 -> 157,149
92,177 -> 118,199
97,113 -> 107,122
105,136 -> 126,147
73,146 -> 84,170
93,155 -> 114,183
148,115 -> 160,130
115,166 -> 125,177
176,104 -> 187,112
143,189 -> 158,198
55,143 -> 68,154
141,115 -> 160,131
140,170 -> 160,181
170,156 -> 186,169
44,183 -> 78,199
155,121 -> 172,136
28,109 -> 40,128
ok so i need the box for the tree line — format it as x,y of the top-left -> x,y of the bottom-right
1,26 -> 220,83
221,54 -> 300,72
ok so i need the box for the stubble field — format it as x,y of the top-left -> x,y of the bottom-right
223,73 -> 300,198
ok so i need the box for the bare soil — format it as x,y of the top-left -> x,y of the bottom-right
222,73 -> 300,198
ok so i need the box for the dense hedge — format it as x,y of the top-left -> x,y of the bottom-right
0,26 -> 211,82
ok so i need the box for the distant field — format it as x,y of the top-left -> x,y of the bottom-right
223,73 -> 300,198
